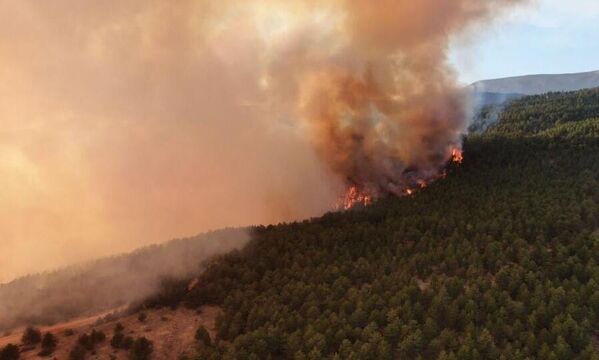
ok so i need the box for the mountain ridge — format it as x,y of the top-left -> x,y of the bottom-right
469,69 -> 599,96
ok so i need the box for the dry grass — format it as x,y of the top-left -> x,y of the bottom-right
0,306 -> 221,359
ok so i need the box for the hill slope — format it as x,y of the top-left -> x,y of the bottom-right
3,88 -> 598,359
140,89 -> 599,359
0,229 -> 248,332
469,86 -> 599,134
467,70 -> 599,133
487,87 -> 599,135
0,306 -> 221,360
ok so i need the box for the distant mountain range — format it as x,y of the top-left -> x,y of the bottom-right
467,70 -> 599,133
470,69 -> 599,96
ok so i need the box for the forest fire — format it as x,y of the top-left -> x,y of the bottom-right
451,148 -> 464,164
338,147 -> 465,210
338,186 -> 373,210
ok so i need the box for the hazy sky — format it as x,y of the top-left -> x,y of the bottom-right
450,0 -> 599,84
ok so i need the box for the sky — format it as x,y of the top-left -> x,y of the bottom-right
450,0 -> 599,84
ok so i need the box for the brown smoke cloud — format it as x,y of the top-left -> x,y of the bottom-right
260,0 -> 526,196
0,0 -> 523,282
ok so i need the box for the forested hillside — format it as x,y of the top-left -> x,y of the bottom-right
470,87 -> 599,134
488,88 -> 599,135
140,88 -> 599,359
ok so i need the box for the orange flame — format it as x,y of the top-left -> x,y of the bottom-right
338,185 -> 373,210
451,148 -> 463,164
336,147 -> 463,210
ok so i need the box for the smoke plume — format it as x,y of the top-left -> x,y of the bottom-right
0,0 -> 523,281
258,0 -> 526,196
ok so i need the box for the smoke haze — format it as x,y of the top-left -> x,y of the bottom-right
0,0 -> 523,282
0,229 -> 249,331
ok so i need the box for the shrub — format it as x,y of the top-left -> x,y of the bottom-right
122,336 -> 135,350
111,332 -> 124,349
78,329 -> 105,351
128,337 -> 153,360
114,323 -> 124,333
0,344 -> 20,360
137,313 -> 147,323
21,327 -> 41,345
195,325 -> 212,347
78,334 -> 92,351
111,332 -> 134,350
64,329 -> 75,337
68,344 -> 87,360
90,329 -> 106,343
38,333 -> 58,356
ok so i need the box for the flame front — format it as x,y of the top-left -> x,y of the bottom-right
451,148 -> 464,164
337,147 -> 464,210
338,186 -> 373,210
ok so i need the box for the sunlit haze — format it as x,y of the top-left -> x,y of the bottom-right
2,0 -> 592,282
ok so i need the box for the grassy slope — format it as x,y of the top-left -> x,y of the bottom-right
0,306 -> 221,360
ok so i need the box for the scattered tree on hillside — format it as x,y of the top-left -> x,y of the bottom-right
77,329 -> 105,352
21,327 -> 41,346
138,313 -> 147,323
128,337 -> 153,360
68,344 -> 86,360
195,325 -> 212,347
39,332 -> 58,356
114,323 -> 124,333
111,322 -> 129,350
0,344 -> 19,360
90,329 -> 106,343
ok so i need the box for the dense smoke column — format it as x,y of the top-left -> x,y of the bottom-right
299,68 -> 466,196
0,0 -> 526,279
259,0 -> 526,197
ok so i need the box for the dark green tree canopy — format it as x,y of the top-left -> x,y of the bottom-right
147,87 -> 599,359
